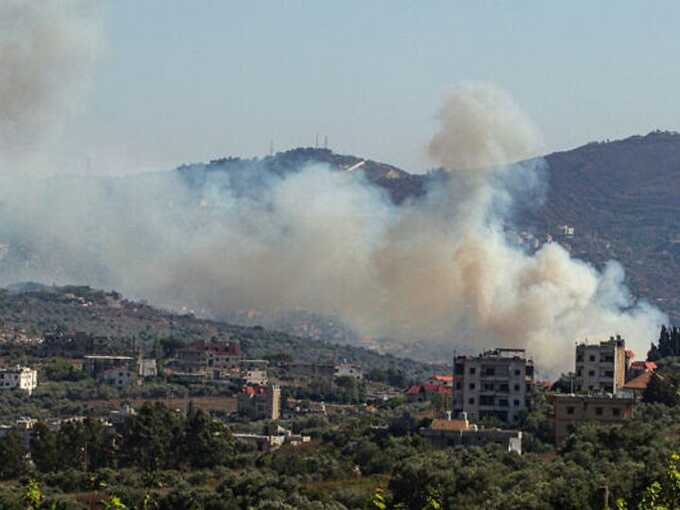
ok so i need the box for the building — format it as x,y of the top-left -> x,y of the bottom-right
420,413 -> 522,454
100,367 -> 138,388
237,384 -> 281,420
453,348 -> 534,424
552,393 -> 634,444
405,383 -> 453,403
428,375 -> 454,387
233,425 -> 310,452
138,358 -> 158,378
623,371 -> 654,399
334,364 -> 363,381
575,336 -> 627,393
240,360 -> 269,385
83,355 -> 134,378
0,366 -> 38,395
628,361 -> 656,381
174,341 -> 242,377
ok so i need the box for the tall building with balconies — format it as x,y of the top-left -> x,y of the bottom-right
575,335 -> 626,393
452,348 -> 534,424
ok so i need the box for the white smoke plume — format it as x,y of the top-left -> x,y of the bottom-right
0,0 -> 99,170
0,4 -> 665,373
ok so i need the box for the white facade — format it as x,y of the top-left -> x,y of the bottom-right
334,364 -> 363,381
0,367 -> 38,395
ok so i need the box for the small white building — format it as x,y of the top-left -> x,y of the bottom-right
0,366 -> 38,395
334,364 -> 363,381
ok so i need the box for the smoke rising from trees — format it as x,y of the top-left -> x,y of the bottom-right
0,5 -> 665,372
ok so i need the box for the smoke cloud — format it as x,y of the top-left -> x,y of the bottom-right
0,0 -> 99,170
0,6 -> 665,373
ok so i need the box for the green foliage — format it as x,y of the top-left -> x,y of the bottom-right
0,432 -> 28,480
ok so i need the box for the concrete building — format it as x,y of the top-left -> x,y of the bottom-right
240,360 -> 269,385
83,355 -> 134,378
100,367 -> 138,388
0,366 -> 38,395
174,341 -> 243,377
237,384 -> 281,420
334,364 -> 363,381
575,336 -> 627,393
552,393 -> 634,444
453,348 -> 534,424
421,414 -> 522,454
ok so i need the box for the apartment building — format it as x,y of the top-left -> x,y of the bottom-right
0,366 -> 38,395
552,393 -> 634,444
575,336 -> 627,393
452,348 -> 534,424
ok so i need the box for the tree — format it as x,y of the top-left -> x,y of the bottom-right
0,431 -> 28,479
642,372 -> 680,406
30,422 -> 59,473
182,409 -> 233,468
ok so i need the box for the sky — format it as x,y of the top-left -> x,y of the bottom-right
57,1 -> 680,175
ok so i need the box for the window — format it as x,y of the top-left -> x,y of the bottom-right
595,407 -> 603,416
498,399 -> 509,407
468,398 -> 475,405
513,384 -> 520,392
604,370 -> 614,377
513,399 -> 520,407
469,383 -> 476,390
480,395 -> 494,406
499,383 -> 509,392
484,367 -> 495,376
455,382 -> 462,390
514,369 -> 521,376
612,407 -> 621,417
566,406 -> 575,415
483,383 -> 494,391
577,368 -> 583,376
589,355 -> 596,362
588,370 -> 596,377
469,367 -> 476,375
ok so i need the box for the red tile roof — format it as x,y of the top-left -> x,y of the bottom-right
430,419 -> 470,432
623,371 -> 653,391
406,384 -> 453,396
431,375 -> 454,383
630,361 -> 657,371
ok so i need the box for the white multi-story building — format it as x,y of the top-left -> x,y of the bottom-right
452,348 -> 534,424
0,366 -> 38,395
575,336 -> 627,393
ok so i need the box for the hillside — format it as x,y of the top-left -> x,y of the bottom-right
0,284 -> 435,379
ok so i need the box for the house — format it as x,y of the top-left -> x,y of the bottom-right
240,360 -> 269,385
420,413 -> 522,454
100,367 -> 138,388
551,393 -> 634,444
623,371 -> 654,399
334,364 -> 363,381
233,425 -> 310,452
0,366 -> 38,395
83,355 -> 134,378
452,348 -> 534,424
406,383 -> 453,403
628,361 -> 656,380
575,336 -> 627,393
428,375 -> 454,387
174,340 -> 242,377
138,358 -> 158,378
237,384 -> 281,420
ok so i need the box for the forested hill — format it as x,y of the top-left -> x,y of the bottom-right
0,284 -> 434,379
178,131 -> 680,322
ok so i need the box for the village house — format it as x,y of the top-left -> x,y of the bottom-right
334,363 -> 364,381
233,425 -> 311,452
237,384 -> 281,421
453,348 -> 534,424
173,340 -> 243,378
405,382 -> 453,403
551,393 -> 634,444
0,366 -> 38,395
420,412 -> 523,454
